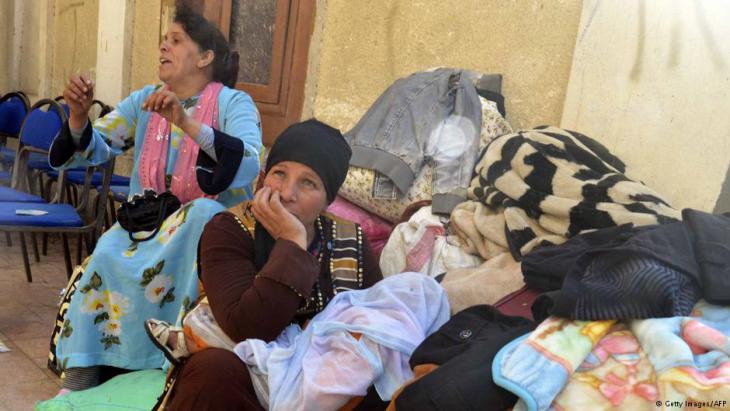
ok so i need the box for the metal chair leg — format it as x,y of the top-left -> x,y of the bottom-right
43,178 -> 54,202
61,233 -> 72,279
65,184 -> 73,205
76,233 -> 83,265
36,173 -> 44,196
95,195 -> 109,230
71,185 -> 79,206
30,232 -> 40,262
109,199 -> 117,224
4,232 -> 11,247
26,173 -> 34,196
84,232 -> 94,255
19,232 -> 32,282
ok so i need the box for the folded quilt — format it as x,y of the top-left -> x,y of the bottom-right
440,252 -> 525,315
494,301 -> 730,411
467,126 -> 681,257
449,201 -> 510,260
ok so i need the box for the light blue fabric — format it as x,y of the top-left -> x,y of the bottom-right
49,84 -> 262,207
52,84 -> 260,372
35,369 -> 165,411
233,273 -> 450,411
56,198 -> 225,370
493,300 -> 730,411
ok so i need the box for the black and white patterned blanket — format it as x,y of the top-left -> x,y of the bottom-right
468,126 -> 681,257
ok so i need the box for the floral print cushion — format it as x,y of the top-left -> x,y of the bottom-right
478,96 -> 513,150
339,165 -> 434,223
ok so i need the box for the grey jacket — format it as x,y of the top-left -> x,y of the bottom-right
345,68 -> 482,215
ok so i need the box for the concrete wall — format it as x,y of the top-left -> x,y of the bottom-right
1,0 -> 97,100
17,0 -> 55,102
0,1 -> 14,93
561,0 -> 730,212
305,0 -> 583,132
130,0 -> 163,91
51,0 -> 99,97
3,0 -> 728,209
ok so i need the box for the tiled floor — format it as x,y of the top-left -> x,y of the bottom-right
0,233 -> 74,410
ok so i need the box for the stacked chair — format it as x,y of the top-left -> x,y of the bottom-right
0,91 -> 31,185
0,97 -> 114,281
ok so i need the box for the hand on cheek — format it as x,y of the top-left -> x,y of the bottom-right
252,187 -> 307,249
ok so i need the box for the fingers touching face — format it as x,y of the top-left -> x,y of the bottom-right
262,161 -> 328,226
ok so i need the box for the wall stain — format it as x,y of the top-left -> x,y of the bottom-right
629,0 -> 645,81
577,0 -> 600,45
693,0 -> 727,70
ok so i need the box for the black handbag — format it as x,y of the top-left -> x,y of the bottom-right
117,190 -> 181,242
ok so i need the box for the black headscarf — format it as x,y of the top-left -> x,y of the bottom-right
255,119 -> 351,269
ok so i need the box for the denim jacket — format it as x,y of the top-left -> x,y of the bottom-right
345,68 -> 482,215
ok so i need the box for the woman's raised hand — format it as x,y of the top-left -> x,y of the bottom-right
251,186 -> 308,250
142,89 -> 189,129
63,73 -> 95,129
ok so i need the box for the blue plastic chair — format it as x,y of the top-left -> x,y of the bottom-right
97,183 -> 130,228
0,92 -> 30,177
106,184 -> 131,202
1,99 -> 67,253
47,170 -> 130,187
39,99 -> 122,205
0,159 -> 113,281
0,99 -> 114,281
0,186 -> 44,203
0,91 -> 30,141
6,99 -> 65,196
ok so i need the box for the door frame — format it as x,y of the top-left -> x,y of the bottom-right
200,0 -> 316,146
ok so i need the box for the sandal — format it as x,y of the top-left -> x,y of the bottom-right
144,319 -> 188,365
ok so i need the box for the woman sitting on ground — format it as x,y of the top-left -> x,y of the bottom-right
153,119 -> 384,410
48,7 -> 262,392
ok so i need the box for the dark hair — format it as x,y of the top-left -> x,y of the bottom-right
174,5 -> 239,87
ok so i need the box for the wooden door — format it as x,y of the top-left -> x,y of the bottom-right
182,0 -> 316,146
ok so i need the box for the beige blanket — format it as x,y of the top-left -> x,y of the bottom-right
441,252 -> 524,315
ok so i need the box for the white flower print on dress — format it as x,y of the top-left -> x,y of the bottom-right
144,274 -> 173,304
81,289 -> 107,314
158,203 -> 192,245
105,290 -> 130,320
98,319 -> 123,337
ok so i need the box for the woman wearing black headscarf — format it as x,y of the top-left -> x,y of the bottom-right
162,119 -> 384,410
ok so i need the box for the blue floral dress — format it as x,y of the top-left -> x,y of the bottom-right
51,84 -> 262,371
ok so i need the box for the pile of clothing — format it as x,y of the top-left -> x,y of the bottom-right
327,68 -> 730,410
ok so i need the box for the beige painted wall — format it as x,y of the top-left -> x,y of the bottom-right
18,0 -> 54,101
0,1 -> 14,93
130,0 -> 163,91
51,0 -> 99,97
306,0 -> 583,132
130,0 -> 176,91
561,0 -> 730,212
